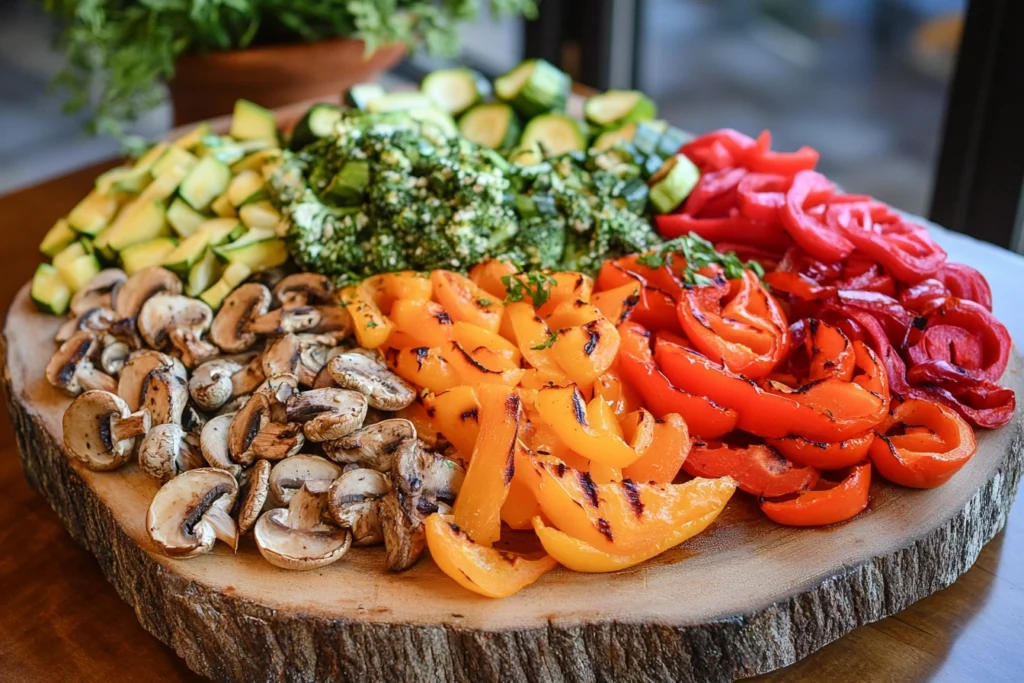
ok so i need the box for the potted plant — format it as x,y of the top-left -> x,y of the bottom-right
44,0 -> 537,139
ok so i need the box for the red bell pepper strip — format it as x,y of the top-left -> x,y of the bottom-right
760,463 -> 871,527
683,441 -> 819,497
803,319 -> 855,381
768,431 -> 875,470
683,167 -> 747,217
868,399 -> 976,489
907,297 -> 1010,382
828,203 -> 947,284
656,212 -> 793,252
780,171 -> 853,262
736,172 -> 790,223
744,130 -> 820,176
595,259 -> 684,335
680,129 -> 757,171
905,360 -> 1016,429
900,278 -> 949,313
936,263 -> 992,311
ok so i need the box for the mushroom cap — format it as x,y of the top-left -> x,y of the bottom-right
118,350 -> 182,411
327,349 -> 416,411
140,365 -> 189,426
55,306 -> 117,345
238,458 -> 271,535
272,273 -> 334,308
138,423 -> 203,482
100,339 -> 131,377
262,334 -> 337,384
189,359 -> 243,412
199,413 -> 242,479
268,454 -> 343,506
323,418 -> 416,472
147,468 -> 239,558
62,390 -> 135,471
328,468 -> 390,546
46,331 -> 112,396
210,283 -> 272,353
284,387 -> 368,442
71,268 -> 127,317
138,294 -> 214,351
114,267 -> 182,320
254,486 -> 351,570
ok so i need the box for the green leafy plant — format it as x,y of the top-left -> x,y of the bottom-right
43,0 -> 536,143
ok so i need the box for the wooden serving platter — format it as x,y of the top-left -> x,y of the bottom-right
3,284 -> 1022,683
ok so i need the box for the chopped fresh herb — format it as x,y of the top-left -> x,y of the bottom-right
532,331 -> 559,350
503,271 -> 557,308
636,234 -> 755,284
365,321 -> 379,328
476,297 -> 494,307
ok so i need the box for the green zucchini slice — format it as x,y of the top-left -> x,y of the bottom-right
495,59 -> 570,118
458,103 -> 521,150
648,154 -> 700,214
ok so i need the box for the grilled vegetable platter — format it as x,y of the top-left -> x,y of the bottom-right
9,58 -> 1021,681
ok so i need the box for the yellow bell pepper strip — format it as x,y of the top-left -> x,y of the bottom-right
592,281 -> 642,326
530,453 -> 736,555
518,368 -> 574,390
452,385 -> 522,545
623,413 -> 691,484
586,398 -> 625,483
443,341 -> 526,387
550,318 -> 621,391
425,514 -> 557,598
618,408 -> 656,453
592,369 -> 643,418
362,270 -> 432,313
504,301 -> 570,380
500,441 -> 544,530
431,269 -> 504,333
535,272 -> 595,318
452,321 -> 522,364
544,300 -> 604,329
340,285 -> 394,349
469,259 -> 518,299
385,346 -> 460,393
532,477 -> 733,572
536,386 -> 640,468
423,386 -> 480,460
388,299 -> 453,347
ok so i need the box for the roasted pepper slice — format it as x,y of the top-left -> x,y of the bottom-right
501,442 -> 544,530
536,272 -> 594,317
443,341 -> 526,387
760,462 -> 871,527
504,301 -> 568,380
385,346 -> 460,393
425,514 -> 556,598
536,386 -> 639,468
868,399 -> 976,489
550,318 -> 621,391
683,441 -> 818,497
362,271 -> 432,313
341,284 -> 394,349
592,369 -> 643,418
591,281 -> 642,326
545,300 -> 604,329
767,431 -> 874,470
452,321 -> 522,364
622,413 -> 691,484
431,269 -> 503,333
389,298 -> 453,347
469,259 -> 518,299
780,170 -> 852,262
423,386 -> 480,460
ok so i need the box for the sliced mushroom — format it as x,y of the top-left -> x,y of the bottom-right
323,418 -> 415,472
189,359 -> 242,412
114,266 -> 182,321
262,334 -> 338,387
55,306 -> 116,345
181,402 -> 208,436
254,483 -> 351,570
210,283 -> 272,353
328,349 -> 416,411
62,390 -> 150,471
284,388 -> 367,442
199,413 -> 242,479
117,349 -> 182,411
226,392 -> 304,464
138,294 -> 218,367
46,331 -> 117,396
328,468 -> 390,546
238,459 -> 271,535
70,268 -> 126,317
268,454 -> 343,506
138,423 -> 204,482
272,273 -> 334,309
248,305 -> 352,339
140,365 -> 189,426
99,338 -> 131,377
147,468 -> 239,557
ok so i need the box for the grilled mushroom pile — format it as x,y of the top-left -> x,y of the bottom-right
52,266 -> 464,572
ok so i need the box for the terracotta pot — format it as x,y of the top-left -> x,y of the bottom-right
169,38 -> 406,125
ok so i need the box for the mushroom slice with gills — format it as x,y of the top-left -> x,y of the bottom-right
117,349 -> 182,411
70,268 -> 126,317
248,305 -> 353,339
147,468 -> 239,557
254,483 -> 352,570
273,273 -> 334,309
263,334 -> 339,387
323,418 -> 416,472
199,413 -> 242,479
55,306 -> 117,345
210,283 -> 272,353
327,349 -> 416,411
100,338 -> 131,377
138,423 -> 205,482
238,459 -> 271,535
138,294 -> 219,368
285,388 -> 368,442
141,365 -> 189,426
268,454 -> 344,507
63,390 -> 151,471
114,266 -> 182,321
328,468 -> 390,546
189,359 -> 244,412
226,391 -> 304,464
46,331 -> 117,396
181,402 -> 207,437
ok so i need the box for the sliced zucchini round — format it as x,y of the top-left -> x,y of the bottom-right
422,67 -> 493,117
584,90 -> 657,128
495,59 -> 570,118
458,103 -> 521,150
31,264 -> 72,316
648,154 -> 701,214
520,113 -> 587,157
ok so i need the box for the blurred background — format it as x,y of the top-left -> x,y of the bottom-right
3,0 -> 1018,248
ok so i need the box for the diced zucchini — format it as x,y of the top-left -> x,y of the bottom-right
618,177 -> 650,214
91,228 -> 117,263
421,67 -> 492,117
290,103 -> 343,151
230,99 -> 278,142
655,126 -> 693,159
593,122 -> 639,151
31,264 -> 72,315
239,201 -> 283,230
104,200 -> 169,252
186,248 -> 223,298
642,153 -> 665,179
345,83 -> 386,110
206,138 -> 275,166
53,241 -> 101,292
323,161 -> 370,207
151,145 -> 199,177
495,59 -> 570,118
230,148 -> 281,175
227,170 -> 267,207
51,240 -> 87,273
367,92 -> 434,114
213,228 -> 288,270
648,154 -> 700,214
95,165 -> 149,195
67,189 -> 120,236
120,237 -> 178,276
633,120 -> 669,156
458,103 -> 521,150
514,194 -> 558,219
179,157 -> 232,212
520,113 -> 587,156
584,90 -> 657,128
173,122 -> 211,151
133,142 -> 170,174
167,198 -> 208,238
162,218 -> 243,275
200,262 -> 252,310
138,165 -> 190,204
211,191 -> 237,218
40,218 -> 78,258
406,107 -> 459,137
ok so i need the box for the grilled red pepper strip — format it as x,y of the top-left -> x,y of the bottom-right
768,431 -> 875,470
680,129 -> 757,171
617,322 -> 738,438
735,172 -> 789,223
868,399 -> 976,489
760,463 -> 871,527
905,360 -> 1016,429
683,167 -> 747,217
595,259 -> 683,334
683,441 -> 819,497
936,263 -> 992,310
655,212 -> 792,252
744,130 -> 820,176
780,171 -> 853,262
907,297 -> 1010,382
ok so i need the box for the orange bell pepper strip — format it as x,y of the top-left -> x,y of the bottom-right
592,281 -> 642,326
423,386 -> 480,460
767,431 -> 875,470
535,272 -> 595,318
760,463 -> 871,527
452,385 -> 521,545
532,477 -> 734,572
550,318 -> 620,391
394,399 -> 440,447
425,514 -> 556,598
675,270 -> 788,379
442,341 -> 526,387
501,443 -> 544,530
536,386 -> 641,468
384,346 -> 460,393
622,413 -> 691,484
868,399 -> 976,488
388,298 -> 453,347
504,302 -> 566,377
430,270 -> 504,333
544,300 -> 603,329
595,259 -> 684,335
586,398 -> 626,483
683,441 -> 819,497
469,259 -> 518,299
451,321 -> 522,364
517,368 -> 573,390
340,285 -> 394,349
592,369 -> 642,418
617,322 -> 738,438
361,271 -> 432,313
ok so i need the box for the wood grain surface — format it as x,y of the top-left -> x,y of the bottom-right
1,163 -> 1022,683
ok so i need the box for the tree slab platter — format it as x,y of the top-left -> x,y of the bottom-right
3,283 -> 1022,683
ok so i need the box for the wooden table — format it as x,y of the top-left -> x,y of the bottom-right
0,164 -> 1021,683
